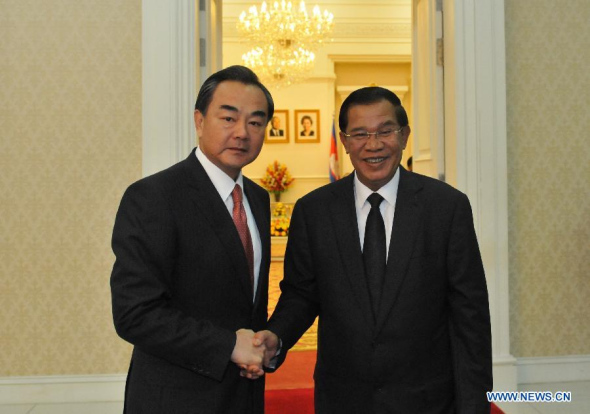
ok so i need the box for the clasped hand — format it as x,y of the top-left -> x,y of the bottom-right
230,329 -> 279,380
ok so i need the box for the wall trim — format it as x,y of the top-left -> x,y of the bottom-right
329,54 -> 411,63
2,356 -> 588,404
0,374 -> 126,405
444,0 -> 515,392
142,0 -> 197,178
517,355 -> 590,385
337,85 -> 409,102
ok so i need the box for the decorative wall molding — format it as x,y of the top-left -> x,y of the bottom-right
298,74 -> 338,83
223,20 -> 410,42
337,85 -> 409,102
445,0 -> 515,391
412,0 -> 445,180
0,374 -> 126,405
224,0 -> 411,5
336,85 -> 410,106
2,355 -> 588,404
493,354 -> 518,394
517,355 -> 590,385
142,0 -> 197,178
329,54 -> 411,63
333,22 -> 411,39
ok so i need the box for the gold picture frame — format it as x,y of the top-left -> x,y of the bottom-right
295,109 -> 320,143
265,109 -> 289,143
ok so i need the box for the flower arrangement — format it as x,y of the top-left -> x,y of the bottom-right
270,202 -> 292,237
260,160 -> 294,201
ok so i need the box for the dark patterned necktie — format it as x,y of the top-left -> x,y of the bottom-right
231,184 -> 254,294
363,193 -> 386,321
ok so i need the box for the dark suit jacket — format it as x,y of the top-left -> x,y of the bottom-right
269,129 -> 284,136
111,149 -> 271,414
268,168 -> 492,414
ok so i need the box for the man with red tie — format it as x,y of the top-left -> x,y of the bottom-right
110,65 -> 273,413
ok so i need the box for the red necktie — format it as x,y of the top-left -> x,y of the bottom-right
231,184 -> 254,294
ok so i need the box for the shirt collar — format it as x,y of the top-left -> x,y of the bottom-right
354,167 -> 400,210
196,146 -> 244,201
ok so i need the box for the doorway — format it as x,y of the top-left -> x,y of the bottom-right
142,0 -> 516,394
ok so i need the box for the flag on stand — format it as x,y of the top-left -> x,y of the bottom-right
329,120 -> 340,182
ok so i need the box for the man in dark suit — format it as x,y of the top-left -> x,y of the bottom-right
110,65 -> 273,413
253,87 -> 492,413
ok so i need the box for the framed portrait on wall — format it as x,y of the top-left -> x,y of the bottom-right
266,109 -> 289,143
295,109 -> 320,143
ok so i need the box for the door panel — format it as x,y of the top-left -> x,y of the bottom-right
412,0 -> 445,180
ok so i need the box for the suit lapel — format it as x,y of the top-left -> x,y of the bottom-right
375,168 -> 423,334
329,174 -> 374,331
243,178 -> 270,308
182,151 -> 254,303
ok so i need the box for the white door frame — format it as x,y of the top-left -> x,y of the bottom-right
141,0 -> 516,393
442,0 -> 516,393
412,0 -> 446,181
141,0 -> 222,177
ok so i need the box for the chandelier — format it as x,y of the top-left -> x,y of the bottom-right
237,1 -> 334,87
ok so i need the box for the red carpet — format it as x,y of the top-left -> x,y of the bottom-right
266,388 -> 314,414
266,350 -> 316,390
265,351 -> 315,413
491,403 -> 504,414
264,350 -> 505,414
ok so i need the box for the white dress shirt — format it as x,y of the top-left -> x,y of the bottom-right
196,147 -> 262,299
353,168 -> 400,262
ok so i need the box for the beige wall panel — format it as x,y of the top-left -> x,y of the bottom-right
505,0 -> 590,357
0,0 -> 142,375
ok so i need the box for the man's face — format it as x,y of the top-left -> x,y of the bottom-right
194,81 -> 268,179
340,100 -> 410,191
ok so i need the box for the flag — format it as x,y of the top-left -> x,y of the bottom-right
329,120 -> 340,182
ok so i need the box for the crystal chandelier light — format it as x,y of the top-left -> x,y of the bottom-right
237,1 -> 334,87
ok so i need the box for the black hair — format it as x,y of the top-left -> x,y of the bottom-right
339,86 -> 408,132
301,115 -> 313,125
194,65 -> 274,121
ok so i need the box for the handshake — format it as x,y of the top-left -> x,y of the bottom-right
231,329 -> 279,380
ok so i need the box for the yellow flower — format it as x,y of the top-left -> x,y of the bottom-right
260,161 -> 295,194
269,202 -> 292,237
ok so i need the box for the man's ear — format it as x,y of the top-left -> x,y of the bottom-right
401,125 -> 411,150
339,131 -> 350,154
194,110 -> 204,136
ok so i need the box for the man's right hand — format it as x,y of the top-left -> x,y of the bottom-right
239,330 -> 280,380
253,330 -> 280,367
231,329 -> 265,377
